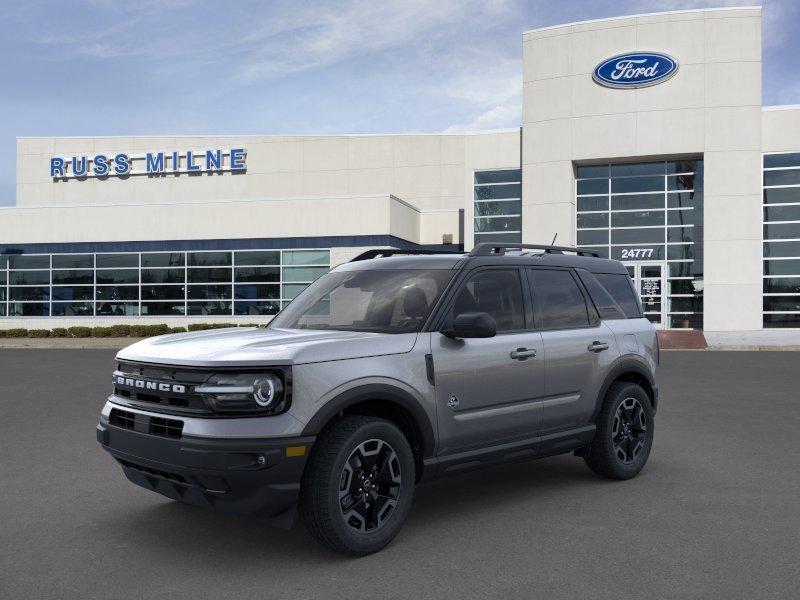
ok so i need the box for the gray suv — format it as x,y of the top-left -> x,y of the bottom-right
97,243 -> 658,555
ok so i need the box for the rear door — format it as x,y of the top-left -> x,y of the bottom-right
527,268 -> 620,432
431,267 -> 544,455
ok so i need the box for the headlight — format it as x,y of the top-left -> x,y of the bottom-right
195,372 -> 286,414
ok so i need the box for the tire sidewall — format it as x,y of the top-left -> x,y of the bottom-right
599,384 -> 655,478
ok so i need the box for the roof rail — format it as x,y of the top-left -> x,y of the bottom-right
469,243 -> 601,258
349,248 -> 464,262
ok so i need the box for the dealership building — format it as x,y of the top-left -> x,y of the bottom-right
2,5 -> 799,334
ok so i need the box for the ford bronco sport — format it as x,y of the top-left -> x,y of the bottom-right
97,243 -> 658,555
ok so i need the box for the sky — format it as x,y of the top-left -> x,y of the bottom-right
1,0 -> 798,206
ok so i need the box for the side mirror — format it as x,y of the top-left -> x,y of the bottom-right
442,311 -> 497,339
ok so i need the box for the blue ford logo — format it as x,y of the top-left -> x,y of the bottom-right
593,52 -> 678,89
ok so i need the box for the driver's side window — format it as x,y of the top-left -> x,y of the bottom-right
449,269 -> 525,332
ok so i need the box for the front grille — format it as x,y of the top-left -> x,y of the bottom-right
149,417 -> 183,439
117,459 -> 188,484
113,361 -> 211,415
109,408 -> 135,430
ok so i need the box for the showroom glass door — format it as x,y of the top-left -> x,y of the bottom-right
624,262 -> 666,328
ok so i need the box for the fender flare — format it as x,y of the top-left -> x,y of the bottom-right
301,383 -> 436,458
592,356 -> 658,421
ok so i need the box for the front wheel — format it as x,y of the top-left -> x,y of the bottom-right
584,382 -> 654,480
299,416 -> 415,555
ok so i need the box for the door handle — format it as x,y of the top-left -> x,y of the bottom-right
588,341 -> 610,352
510,348 -> 537,360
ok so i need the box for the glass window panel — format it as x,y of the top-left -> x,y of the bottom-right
474,232 -> 521,244
141,268 -> 185,284
611,228 -> 664,245
667,160 -> 702,174
52,270 -> 93,284
96,286 -> 138,301
764,259 -> 800,276
668,227 -> 695,244
449,269 -> 525,331
0,272 -> 4,286
187,267 -> 231,283
9,255 -> 49,269
611,210 -> 665,228
667,191 -> 702,209
0,304 -> 5,316
283,266 -> 329,283
611,162 -> 664,177
474,200 -> 521,217
611,246 -> 665,261
52,254 -> 93,269
577,230 -> 609,245
611,194 -> 664,210
577,196 -> 609,212
763,296 -> 800,312
9,302 -> 48,316
764,205 -> 800,222
763,188 -> 800,205
764,223 -> 800,240
763,278 -> 800,294
530,269 -> 589,329
474,183 -> 522,200
474,216 -> 521,233
283,283 -> 309,300
187,251 -> 231,266
187,301 -> 232,316
577,246 -> 608,258
96,302 -> 138,316
281,250 -> 329,266
668,209 -> 700,226
668,245 -> 694,260
474,170 -> 521,184
764,153 -> 800,169
765,169 -> 800,187
669,297 -> 703,312
140,302 -> 185,316
611,176 -> 663,194
234,266 -> 280,283
234,284 -> 280,299
96,254 -> 137,268
669,262 -> 698,277
10,287 -> 49,301
141,253 -> 185,268
576,179 -> 608,195
52,302 -> 94,316
669,279 -> 703,295
234,300 -> 281,316
669,314 -> 703,329
141,285 -> 185,300
764,241 -> 800,258
52,286 -> 93,301
0,255 -> 6,269
577,213 -> 609,229
235,251 -> 280,266
576,165 -> 608,179
0,289 -> 4,301
764,314 -> 800,327
95,269 -> 138,284
667,174 -> 699,191
187,284 -> 232,300
9,271 -> 50,285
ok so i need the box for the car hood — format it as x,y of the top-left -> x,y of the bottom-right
115,327 -> 418,367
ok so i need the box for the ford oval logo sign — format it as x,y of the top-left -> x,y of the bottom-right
593,52 -> 678,89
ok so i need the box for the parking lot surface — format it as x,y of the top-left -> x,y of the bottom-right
1,349 -> 799,600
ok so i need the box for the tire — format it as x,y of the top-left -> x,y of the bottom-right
584,382 -> 654,480
299,416 -> 415,556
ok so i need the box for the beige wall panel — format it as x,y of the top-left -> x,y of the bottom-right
393,136 -> 441,167
634,108 -> 705,156
347,136 -> 395,170
762,109 -> 800,152
704,16 -> 761,63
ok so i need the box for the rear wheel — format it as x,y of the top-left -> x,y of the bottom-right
299,416 -> 415,555
584,382 -> 654,480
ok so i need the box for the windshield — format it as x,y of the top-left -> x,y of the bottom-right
269,269 -> 455,334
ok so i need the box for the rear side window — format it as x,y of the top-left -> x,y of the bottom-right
577,270 -> 626,320
593,273 -> 642,318
529,269 -> 589,329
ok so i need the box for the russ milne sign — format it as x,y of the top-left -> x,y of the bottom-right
593,52 -> 678,89
50,148 -> 246,179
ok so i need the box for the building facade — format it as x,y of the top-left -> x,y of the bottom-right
2,6 -> 799,332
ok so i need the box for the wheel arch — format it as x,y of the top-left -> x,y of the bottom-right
301,384 -> 435,481
593,358 -> 658,421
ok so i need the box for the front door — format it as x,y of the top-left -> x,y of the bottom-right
624,261 -> 666,329
431,267 -> 545,456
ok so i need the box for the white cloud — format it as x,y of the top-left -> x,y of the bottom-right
443,103 -> 521,132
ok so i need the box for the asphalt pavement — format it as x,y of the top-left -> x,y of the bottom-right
1,349 -> 799,600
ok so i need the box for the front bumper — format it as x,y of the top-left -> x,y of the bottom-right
97,419 -> 315,529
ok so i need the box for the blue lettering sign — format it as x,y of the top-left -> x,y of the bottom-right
113,153 -> 130,175
72,156 -> 88,177
93,154 -> 109,176
206,149 -> 222,170
171,151 -> 180,172
186,150 -> 200,172
146,152 -> 165,173
50,157 -> 65,177
593,52 -> 678,89
230,147 -> 246,170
